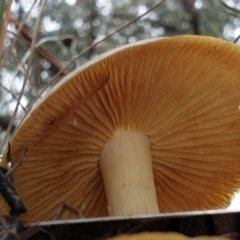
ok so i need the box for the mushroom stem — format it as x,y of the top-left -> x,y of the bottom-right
100,130 -> 159,216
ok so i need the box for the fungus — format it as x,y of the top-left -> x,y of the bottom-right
1,36 -> 240,222
109,232 -> 229,240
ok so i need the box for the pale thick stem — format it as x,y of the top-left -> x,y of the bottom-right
100,130 -> 159,216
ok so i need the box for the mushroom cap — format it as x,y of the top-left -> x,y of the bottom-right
2,36 -> 240,221
108,232 -> 229,240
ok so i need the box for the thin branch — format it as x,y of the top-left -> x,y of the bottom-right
53,202 -> 83,220
198,10 -> 222,38
34,0 -> 165,102
38,227 -> 55,240
234,34 -> 240,44
0,0 -> 38,69
8,42 -> 39,95
19,0 -> 165,127
0,82 -> 27,112
0,0 -> 12,56
5,30 -> 41,95
0,0 -> 46,154
9,16 -> 69,76
17,0 -> 166,127
145,19 -> 185,33
218,0 -> 240,14
6,147 -> 27,177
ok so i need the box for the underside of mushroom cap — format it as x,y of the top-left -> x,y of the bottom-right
2,36 -> 240,221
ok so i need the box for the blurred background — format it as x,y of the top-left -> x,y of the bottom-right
1,0 -> 240,210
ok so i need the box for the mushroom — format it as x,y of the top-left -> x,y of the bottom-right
1,35 -> 240,222
108,232 -> 230,240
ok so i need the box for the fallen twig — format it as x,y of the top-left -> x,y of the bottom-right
9,16 -> 69,76
6,146 -> 28,178
53,202 -> 83,220
0,0 -> 46,154
0,0 -> 12,55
